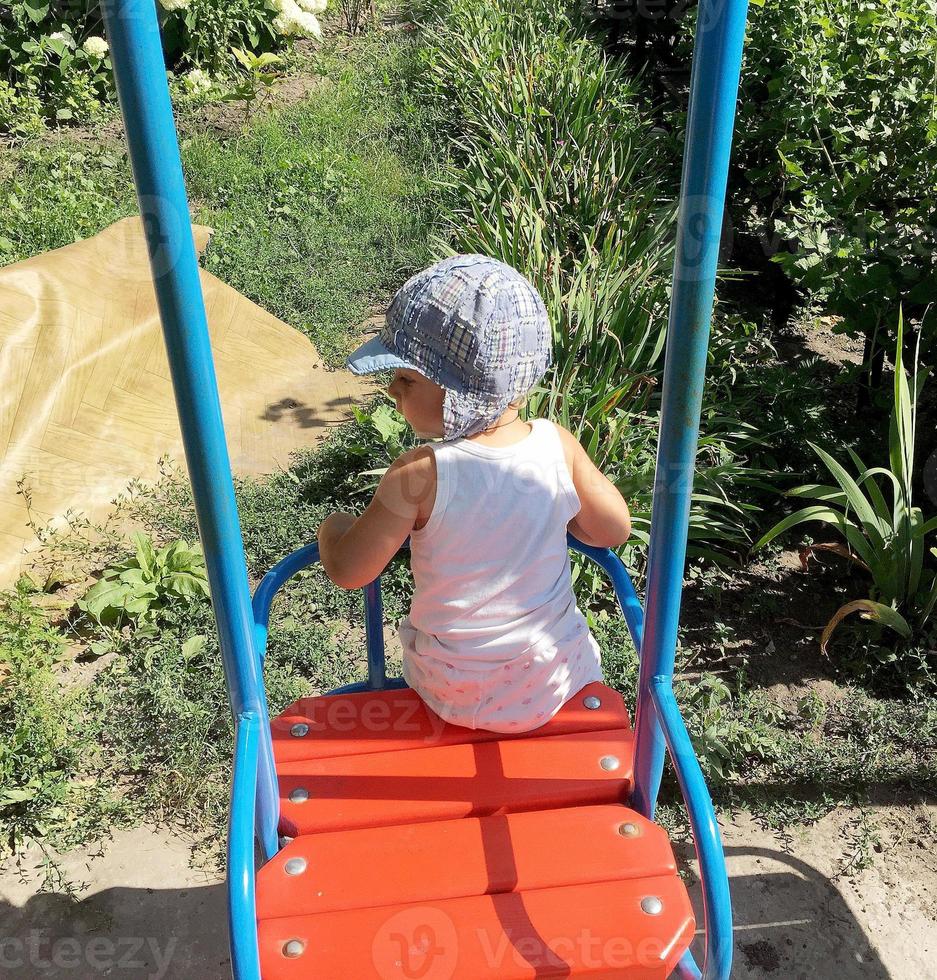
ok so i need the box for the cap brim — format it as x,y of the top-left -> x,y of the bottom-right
345,334 -> 414,375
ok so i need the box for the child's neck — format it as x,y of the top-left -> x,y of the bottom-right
466,411 -> 532,447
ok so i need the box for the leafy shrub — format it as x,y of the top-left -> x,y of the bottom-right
78,533 -> 209,628
733,0 -> 937,368
0,0 -> 328,135
422,0 -> 675,462
157,0 -> 322,77
679,673 -> 783,781
0,7 -> 112,130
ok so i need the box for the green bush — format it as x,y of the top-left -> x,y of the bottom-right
734,0 -> 937,367
0,6 -> 112,131
0,0 -> 328,134
422,0 -> 675,461
0,586 -> 122,857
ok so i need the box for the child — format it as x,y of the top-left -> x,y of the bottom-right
317,255 -> 631,733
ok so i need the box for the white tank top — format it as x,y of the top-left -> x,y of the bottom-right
399,418 -> 603,732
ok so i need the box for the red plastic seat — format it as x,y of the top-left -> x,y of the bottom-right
258,682 -> 694,978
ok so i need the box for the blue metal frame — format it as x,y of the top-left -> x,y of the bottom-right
631,0 -> 751,824
246,539 -> 731,978
100,0 -> 280,863
102,0 -> 748,975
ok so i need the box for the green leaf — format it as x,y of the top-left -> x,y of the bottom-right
165,570 -> 210,599
132,532 -> 157,578
182,635 -> 207,660
809,443 -> 886,545
23,0 -> 49,24
820,599 -> 912,654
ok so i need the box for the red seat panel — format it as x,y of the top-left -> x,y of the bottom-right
258,875 -> 695,979
257,804 -> 674,919
277,728 -> 634,837
272,681 -> 629,764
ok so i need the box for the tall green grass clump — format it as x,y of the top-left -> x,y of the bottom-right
416,0 -> 767,561
422,0 -> 675,469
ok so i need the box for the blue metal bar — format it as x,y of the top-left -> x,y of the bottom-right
329,677 -> 409,694
251,541 -> 392,690
675,951 -> 704,980
568,535 -> 644,652
252,542 -> 321,659
651,676 -> 733,980
631,0 -> 751,819
364,579 -> 388,688
100,0 -> 279,860
228,713 -> 262,980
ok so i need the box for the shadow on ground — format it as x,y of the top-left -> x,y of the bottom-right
3,811 -> 924,979
0,883 -> 228,979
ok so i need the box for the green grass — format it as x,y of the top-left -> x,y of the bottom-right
0,31 -> 436,363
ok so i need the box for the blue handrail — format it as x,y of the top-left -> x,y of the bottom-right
228,712 -> 262,980
652,678 -> 733,980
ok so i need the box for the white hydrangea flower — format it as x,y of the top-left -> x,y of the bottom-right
273,0 -> 322,37
49,31 -> 74,46
297,0 -> 328,13
158,0 -> 191,10
184,69 -> 212,94
82,36 -> 109,59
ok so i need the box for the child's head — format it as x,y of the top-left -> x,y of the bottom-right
346,255 -> 552,440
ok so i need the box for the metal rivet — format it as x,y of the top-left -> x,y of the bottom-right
619,822 -> 640,838
290,723 -> 309,738
284,857 -> 307,876
583,695 -> 602,710
289,787 -> 309,803
283,939 -> 305,958
641,896 -> 664,916
278,835 -> 293,848
599,755 -> 620,772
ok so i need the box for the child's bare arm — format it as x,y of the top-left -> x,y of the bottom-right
318,447 -> 435,589
556,425 -> 631,548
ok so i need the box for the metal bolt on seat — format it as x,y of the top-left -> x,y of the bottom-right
599,755 -> 620,772
283,940 -> 305,958
284,857 -> 307,876
583,695 -> 602,710
641,896 -> 664,916
289,787 -> 309,803
618,822 -> 640,838
290,723 -> 309,737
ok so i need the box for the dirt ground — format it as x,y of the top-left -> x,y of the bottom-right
2,803 -> 934,979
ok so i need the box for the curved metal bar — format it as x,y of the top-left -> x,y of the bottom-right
328,677 -> 409,695
674,950 -> 704,979
228,712 -> 262,980
650,676 -> 733,980
567,534 -> 644,652
251,541 -> 394,691
251,542 -> 321,660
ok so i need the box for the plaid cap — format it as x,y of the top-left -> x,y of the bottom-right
346,254 -> 552,439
